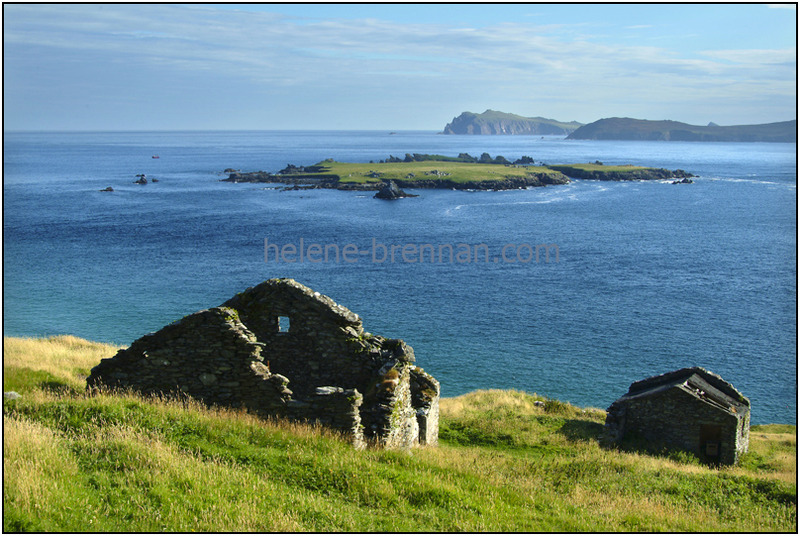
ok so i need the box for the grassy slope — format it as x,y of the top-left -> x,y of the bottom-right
304,160 -> 565,184
4,336 -> 796,532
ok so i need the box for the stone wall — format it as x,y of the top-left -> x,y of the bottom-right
87,279 -> 439,449
411,367 -> 440,445
289,387 -> 365,449
86,307 -> 291,413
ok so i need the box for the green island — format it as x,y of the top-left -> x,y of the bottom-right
222,153 -> 694,191
4,335 -> 795,532
442,109 -> 582,135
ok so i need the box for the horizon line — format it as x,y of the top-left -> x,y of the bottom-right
3,128 -> 445,134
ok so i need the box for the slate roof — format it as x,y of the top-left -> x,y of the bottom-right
618,367 -> 750,415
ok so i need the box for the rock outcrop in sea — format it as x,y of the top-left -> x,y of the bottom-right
374,181 -> 417,200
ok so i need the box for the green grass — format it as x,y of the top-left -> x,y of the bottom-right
285,160 -> 565,184
4,337 -> 797,532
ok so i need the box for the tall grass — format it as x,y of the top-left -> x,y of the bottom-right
3,337 -> 796,532
4,335 -> 121,393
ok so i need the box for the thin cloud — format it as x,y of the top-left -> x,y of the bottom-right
701,48 -> 797,65
3,4 -> 796,129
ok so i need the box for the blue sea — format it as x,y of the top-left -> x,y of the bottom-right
3,130 -> 797,424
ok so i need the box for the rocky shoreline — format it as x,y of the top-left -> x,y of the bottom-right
546,165 -> 694,182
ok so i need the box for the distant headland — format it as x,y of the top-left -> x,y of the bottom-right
567,117 -> 797,142
441,110 -> 795,142
442,110 -> 582,135
222,154 -> 693,192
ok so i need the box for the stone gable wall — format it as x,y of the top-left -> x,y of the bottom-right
87,279 -> 439,449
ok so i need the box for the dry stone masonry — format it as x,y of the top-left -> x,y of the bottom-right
602,367 -> 750,465
87,279 -> 439,449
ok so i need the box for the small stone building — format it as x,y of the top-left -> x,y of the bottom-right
603,367 -> 750,464
87,279 -> 439,449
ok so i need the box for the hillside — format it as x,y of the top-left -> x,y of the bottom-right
567,117 -> 797,142
4,335 -> 796,532
442,110 -> 582,135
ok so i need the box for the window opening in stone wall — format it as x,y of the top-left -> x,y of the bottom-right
278,316 -> 291,333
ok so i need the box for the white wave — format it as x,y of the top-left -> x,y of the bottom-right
448,181 -> 631,214
706,177 -> 793,187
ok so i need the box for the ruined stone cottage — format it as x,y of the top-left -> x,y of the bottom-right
86,278 -> 440,449
602,367 -> 750,464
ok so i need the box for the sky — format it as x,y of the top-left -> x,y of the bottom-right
3,3 -> 797,131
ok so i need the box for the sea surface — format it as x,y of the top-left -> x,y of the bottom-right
3,130 -> 796,424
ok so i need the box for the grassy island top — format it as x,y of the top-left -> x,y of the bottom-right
4,335 -> 795,532
312,159 -> 565,184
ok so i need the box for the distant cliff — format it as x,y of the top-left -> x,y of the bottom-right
443,110 -> 582,135
567,117 -> 797,142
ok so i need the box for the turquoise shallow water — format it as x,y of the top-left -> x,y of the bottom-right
3,131 -> 796,423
